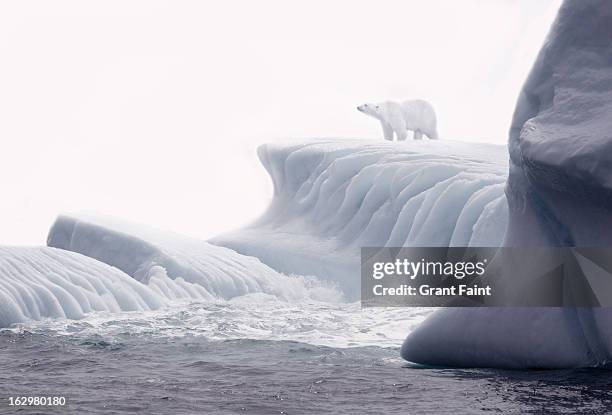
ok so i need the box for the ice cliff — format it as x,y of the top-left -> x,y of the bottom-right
213,139 -> 509,299
402,0 -> 612,368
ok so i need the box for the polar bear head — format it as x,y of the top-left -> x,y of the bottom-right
357,103 -> 383,119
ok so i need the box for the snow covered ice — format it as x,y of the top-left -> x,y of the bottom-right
13,138 -> 508,340
213,138 -> 508,299
0,214 -> 343,329
0,243 -> 303,328
402,0 -> 612,369
48,213 -> 342,304
0,246 -> 165,328
42,136 -> 510,308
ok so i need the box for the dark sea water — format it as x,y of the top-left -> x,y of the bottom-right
2,326 -> 612,415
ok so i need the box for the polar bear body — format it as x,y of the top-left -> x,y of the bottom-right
357,99 -> 438,141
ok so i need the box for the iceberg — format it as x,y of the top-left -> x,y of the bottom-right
32,138 -> 509,332
1,212 -> 340,328
401,0 -> 612,368
48,214 -> 341,303
35,138 -> 508,326
213,138 -> 509,299
0,246 -> 166,328
0,243 -> 266,328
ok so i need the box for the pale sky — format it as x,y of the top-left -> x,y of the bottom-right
0,0 -> 561,245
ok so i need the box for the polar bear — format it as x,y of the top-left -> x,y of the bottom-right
357,99 -> 438,141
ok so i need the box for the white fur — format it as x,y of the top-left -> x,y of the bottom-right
357,99 -> 438,141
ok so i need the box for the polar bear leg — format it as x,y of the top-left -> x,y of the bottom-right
426,129 -> 439,140
413,130 -> 423,140
395,128 -> 408,141
389,120 -> 407,141
380,121 -> 394,141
